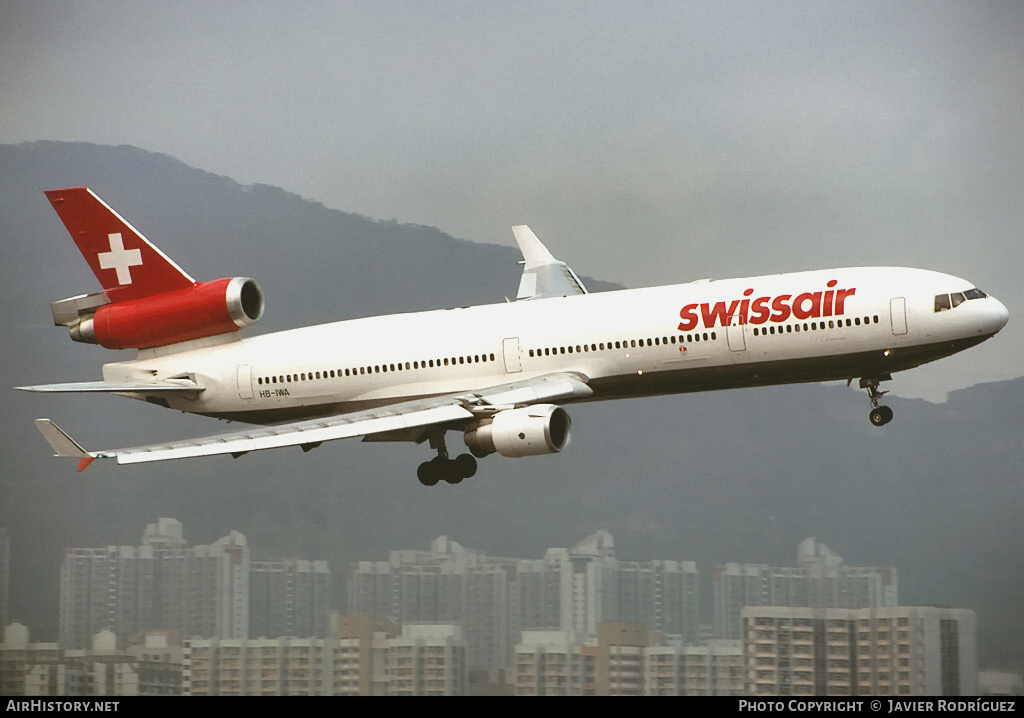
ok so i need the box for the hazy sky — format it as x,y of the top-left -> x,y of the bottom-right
2,1 -> 1021,399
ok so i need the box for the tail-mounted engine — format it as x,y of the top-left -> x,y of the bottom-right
51,277 -> 264,350
464,404 -> 572,458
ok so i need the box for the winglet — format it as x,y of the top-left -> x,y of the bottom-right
511,225 -> 588,300
34,419 -> 100,470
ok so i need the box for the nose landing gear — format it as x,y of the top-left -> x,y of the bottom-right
860,377 -> 893,427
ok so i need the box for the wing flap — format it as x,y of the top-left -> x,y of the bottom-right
115,403 -> 474,465
36,372 -> 592,467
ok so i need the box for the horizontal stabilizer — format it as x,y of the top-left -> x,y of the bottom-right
512,226 -> 588,300
15,381 -> 204,394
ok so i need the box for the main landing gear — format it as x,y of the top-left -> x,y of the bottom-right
860,377 -> 894,427
417,430 -> 478,486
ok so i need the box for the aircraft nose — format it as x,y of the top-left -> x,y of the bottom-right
984,296 -> 1010,334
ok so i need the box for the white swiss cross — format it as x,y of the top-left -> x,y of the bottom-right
97,233 -> 143,285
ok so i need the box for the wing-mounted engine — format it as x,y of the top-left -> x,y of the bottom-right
463,404 -> 572,458
51,277 -> 264,350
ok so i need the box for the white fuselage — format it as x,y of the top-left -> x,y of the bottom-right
100,266 -> 1008,423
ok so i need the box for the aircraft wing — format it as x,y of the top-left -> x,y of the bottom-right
34,372 -> 593,470
512,226 -> 589,300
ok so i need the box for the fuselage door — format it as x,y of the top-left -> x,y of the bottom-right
237,364 -> 254,399
727,314 -> 746,352
890,297 -> 908,336
503,337 -> 523,373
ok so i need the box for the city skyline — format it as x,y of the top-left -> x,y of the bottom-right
0,522 -> 1002,696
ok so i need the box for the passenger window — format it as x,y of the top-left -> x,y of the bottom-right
935,294 -> 951,312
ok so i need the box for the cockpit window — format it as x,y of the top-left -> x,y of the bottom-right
936,288 -> 988,312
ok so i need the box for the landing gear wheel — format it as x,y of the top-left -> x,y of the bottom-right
453,453 -> 477,480
869,405 -> 894,427
861,377 -> 893,428
443,460 -> 463,485
417,460 -> 441,487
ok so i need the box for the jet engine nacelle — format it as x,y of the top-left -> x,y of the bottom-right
68,277 -> 264,350
464,404 -> 572,458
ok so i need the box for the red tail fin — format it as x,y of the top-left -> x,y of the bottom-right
45,187 -> 195,302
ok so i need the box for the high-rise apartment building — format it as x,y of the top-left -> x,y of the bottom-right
0,623 -> 182,696
59,519 -> 248,648
249,559 -> 330,639
183,620 -> 466,696
715,538 -> 897,639
347,536 -> 517,671
349,531 -> 699,669
514,622 -> 734,696
0,528 -> 9,631
741,606 -> 977,696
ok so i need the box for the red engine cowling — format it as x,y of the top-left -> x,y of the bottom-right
73,277 -> 264,349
